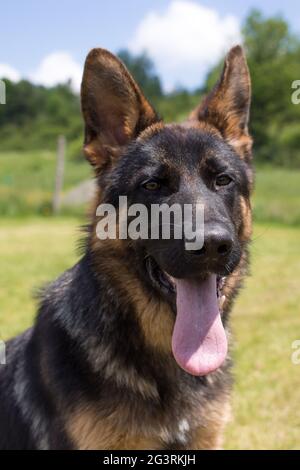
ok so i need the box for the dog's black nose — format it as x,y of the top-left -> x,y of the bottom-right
189,224 -> 233,258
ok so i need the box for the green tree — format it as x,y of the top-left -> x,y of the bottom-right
202,10 -> 300,167
0,80 -> 82,151
245,10 -> 300,165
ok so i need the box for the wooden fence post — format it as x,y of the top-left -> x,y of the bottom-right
52,135 -> 66,214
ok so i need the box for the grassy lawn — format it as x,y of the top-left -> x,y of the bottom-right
0,217 -> 299,449
0,217 -> 82,337
253,166 -> 300,225
225,223 -> 300,450
0,150 -> 92,216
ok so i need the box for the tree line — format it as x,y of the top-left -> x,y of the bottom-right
1,10 -> 300,167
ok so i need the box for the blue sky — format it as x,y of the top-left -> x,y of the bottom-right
1,0 -> 299,91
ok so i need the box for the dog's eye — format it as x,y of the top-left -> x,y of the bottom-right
215,174 -> 233,187
142,179 -> 161,191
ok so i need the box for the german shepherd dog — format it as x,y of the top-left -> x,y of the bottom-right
0,45 -> 253,450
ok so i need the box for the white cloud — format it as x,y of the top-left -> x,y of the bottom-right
128,0 -> 241,91
30,51 -> 83,92
0,52 -> 83,92
0,64 -> 21,81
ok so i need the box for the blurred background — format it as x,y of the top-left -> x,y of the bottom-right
0,0 -> 299,449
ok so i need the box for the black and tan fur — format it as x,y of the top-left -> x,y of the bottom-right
0,45 -> 253,450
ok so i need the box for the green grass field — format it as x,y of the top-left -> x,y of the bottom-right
0,153 -> 300,449
0,150 -> 92,216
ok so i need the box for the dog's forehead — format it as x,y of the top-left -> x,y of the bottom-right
137,123 -> 231,168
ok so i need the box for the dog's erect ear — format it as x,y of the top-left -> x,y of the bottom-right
81,48 -> 159,168
190,45 -> 252,160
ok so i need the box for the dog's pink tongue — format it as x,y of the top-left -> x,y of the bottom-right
172,274 -> 227,376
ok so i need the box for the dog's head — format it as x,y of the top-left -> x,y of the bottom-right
81,46 -> 253,376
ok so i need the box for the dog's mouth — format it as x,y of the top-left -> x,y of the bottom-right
145,256 -> 226,302
145,256 -> 228,376
145,256 -> 176,296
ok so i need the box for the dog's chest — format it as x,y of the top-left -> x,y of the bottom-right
156,417 -> 192,448
67,407 -> 195,450
66,379 -> 227,450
